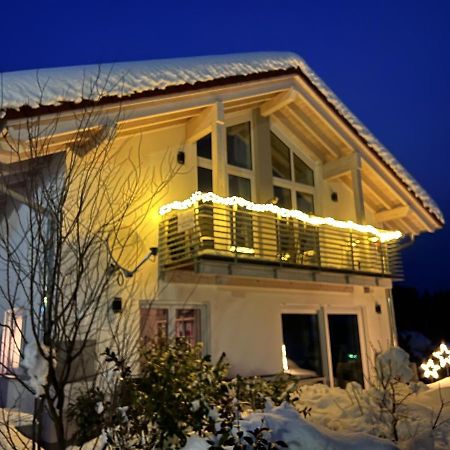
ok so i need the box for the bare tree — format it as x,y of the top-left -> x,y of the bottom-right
0,73 -> 180,448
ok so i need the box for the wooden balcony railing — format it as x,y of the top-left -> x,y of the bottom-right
158,202 -> 403,278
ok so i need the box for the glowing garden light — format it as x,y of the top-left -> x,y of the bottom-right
421,358 -> 440,380
159,192 -> 403,243
421,342 -> 450,380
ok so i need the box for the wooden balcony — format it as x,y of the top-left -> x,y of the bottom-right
158,202 -> 403,279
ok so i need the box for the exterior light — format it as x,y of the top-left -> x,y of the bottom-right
159,191 -> 403,243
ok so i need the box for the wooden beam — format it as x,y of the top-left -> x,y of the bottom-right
374,205 -> 409,223
185,106 -> 215,143
322,154 -> 354,181
351,152 -> 365,223
287,102 -> 340,158
211,102 -> 227,196
260,88 -> 297,117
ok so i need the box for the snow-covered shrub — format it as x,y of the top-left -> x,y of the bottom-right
69,339 -> 298,449
292,347 -> 449,446
22,340 -> 55,397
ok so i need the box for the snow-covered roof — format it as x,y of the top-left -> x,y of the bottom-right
0,52 -> 443,224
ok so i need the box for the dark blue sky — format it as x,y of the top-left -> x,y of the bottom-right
2,0 -> 449,291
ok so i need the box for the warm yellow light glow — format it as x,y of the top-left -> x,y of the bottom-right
229,246 -> 255,254
159,192 -> 402,243
421,358 -> 440,379
281,344 -> 289,372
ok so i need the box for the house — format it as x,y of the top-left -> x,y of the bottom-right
0,52 -> 444,414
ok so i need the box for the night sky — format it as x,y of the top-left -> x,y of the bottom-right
2,0 -> 449,291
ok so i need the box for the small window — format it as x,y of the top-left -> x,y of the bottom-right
273,186 -> 292,209
175,309 -> 201,346
197,134 -> 212,159
140,307 -> 202,347
0,309 -> 24,373
294,154 -> 314,186
140,308 -> 169,342
228,175 -> 251,199
227,122 -> 252,169
197,167 -> 212,192
296,192 -> 314,214
271,133 -> 291,180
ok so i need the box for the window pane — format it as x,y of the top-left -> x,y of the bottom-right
281,314 -> 322,377
229,175 -> 251,199
229,175 -> 253,249
271,133 -> 291,179
140,308 -> 168,342
328,314 -> 364,388
227,122 -> 252,169
197,167 -> 212,192
273,186 -> 292,209
294,154 -> 314,186
176,309 -> 201,346
296,192 -> 314,214
197,133 -> 212,159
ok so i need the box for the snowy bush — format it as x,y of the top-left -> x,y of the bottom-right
69,339 -> 297,449
292,347 -> 450,448
22,340 -> 55,397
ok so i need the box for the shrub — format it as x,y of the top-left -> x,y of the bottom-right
69,339 -> 297,449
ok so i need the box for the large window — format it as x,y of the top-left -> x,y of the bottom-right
0,309 -> 24,374
271,132 -> 317,264
140,306 -> 203,347
197,137 -> 214,248
271,132 -> 315,212
227,122 -> 252,170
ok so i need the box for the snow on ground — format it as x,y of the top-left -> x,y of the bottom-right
183,403 -> 397,450
294,377 -> 450,450
0,409 -> 34,449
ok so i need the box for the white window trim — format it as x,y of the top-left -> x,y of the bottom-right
0,308 -> 25,375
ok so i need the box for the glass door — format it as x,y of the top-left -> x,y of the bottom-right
327,313 -> 364,388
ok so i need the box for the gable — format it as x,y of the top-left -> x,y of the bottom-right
0,52 -> 443,232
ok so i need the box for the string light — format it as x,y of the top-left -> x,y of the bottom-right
159,191 -> 403,243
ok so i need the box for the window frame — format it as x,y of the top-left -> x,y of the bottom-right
280,305 -> 368,387
139,301 -> 209,353
270,130 -> 315,213
0,308 -> 25,375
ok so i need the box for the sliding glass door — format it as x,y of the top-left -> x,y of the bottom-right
327,314 -> 364,387
281,309 -> 366,387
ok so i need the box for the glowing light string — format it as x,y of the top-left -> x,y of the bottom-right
159,191 -> 403,243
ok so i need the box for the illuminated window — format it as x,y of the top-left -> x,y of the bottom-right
227,122 -> 252,169
197,133 -> 212,159
0,309 -> 24,374
271,133 -> 291,180
140,306 -> 202,347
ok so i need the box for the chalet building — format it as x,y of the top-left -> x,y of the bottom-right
0,52 -> 444,408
